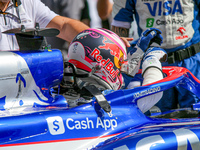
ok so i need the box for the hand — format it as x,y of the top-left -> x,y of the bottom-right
120,37 -> 134,47
137,28 -> 163,52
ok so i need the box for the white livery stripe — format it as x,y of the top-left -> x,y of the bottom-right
142,121 -> 200,128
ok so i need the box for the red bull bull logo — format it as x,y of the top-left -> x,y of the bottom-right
90,48 -> 120,79
99,37 -> 120,59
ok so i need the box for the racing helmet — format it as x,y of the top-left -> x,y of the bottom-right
67,28 -> 127,90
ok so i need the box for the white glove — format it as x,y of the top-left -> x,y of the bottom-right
142,47 -> 167,77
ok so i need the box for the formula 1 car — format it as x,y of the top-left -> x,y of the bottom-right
1,27 -> 200,150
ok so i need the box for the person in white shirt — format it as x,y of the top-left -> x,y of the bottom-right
0,0 -> 89,51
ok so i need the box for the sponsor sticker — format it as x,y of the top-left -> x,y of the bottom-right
46,116 -> 65,135
46,116 -> 118,135
146,18 -> 154,28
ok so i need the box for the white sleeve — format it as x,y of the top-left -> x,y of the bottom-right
111,20 -> 132,29
138,68 -> 163,113
33,0 -> 58,28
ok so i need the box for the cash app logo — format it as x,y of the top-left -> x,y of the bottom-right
146,18 -> 154,28
46,116 -> 65,135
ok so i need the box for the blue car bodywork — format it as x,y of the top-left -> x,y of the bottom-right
0,49 -> 200,150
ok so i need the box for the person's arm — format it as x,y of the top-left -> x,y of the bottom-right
111,0 -> 135,37
111,0 -> 130,37
112,26 -> 129,37
137,47 -> 167,113
97,0 -> 113,20
46,16 -> 90,42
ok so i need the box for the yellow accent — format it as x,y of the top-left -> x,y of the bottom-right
114,50 -> 124,69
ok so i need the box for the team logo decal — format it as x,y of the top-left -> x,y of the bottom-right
176,27 -> 188,40
99,37 -> 120,59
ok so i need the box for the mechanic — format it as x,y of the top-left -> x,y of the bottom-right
111,0 -> 200,112
0,0 -> 89,51
63,28 -> 167,113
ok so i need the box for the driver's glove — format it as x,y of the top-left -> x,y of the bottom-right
121,28 -> 163,77
142,47 -> 167,85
